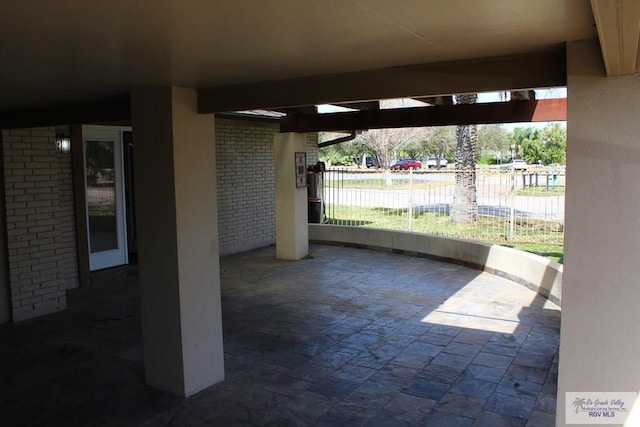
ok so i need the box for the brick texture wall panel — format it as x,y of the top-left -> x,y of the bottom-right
1,122 -> 316,320
306,133 -> 319,165
215,120 -> 318,256
1,127 -> 78,322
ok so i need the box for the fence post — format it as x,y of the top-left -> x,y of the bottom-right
510,169 -> 516,243
546,173 -> 550,191
408,169 -> 413,232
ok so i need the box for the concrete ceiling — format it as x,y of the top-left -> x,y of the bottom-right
0,0 -> 636,114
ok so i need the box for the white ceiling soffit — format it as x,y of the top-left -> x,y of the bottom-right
0,0 -> 596,112
591,0 -> 640,76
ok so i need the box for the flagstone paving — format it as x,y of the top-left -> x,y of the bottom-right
0,244 -> 560,426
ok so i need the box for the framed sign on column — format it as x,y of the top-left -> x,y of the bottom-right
295,152 -> 307,188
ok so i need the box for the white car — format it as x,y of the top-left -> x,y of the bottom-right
425,156 -> 448,169
502,159 -> 528,171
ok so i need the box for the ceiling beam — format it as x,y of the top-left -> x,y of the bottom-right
591,0 -> 640,76
273,106 -> 318,115
331,101 -> 380,110
0,95 -> 131,129
199,50 -> 566,113
280,99 -> 566,133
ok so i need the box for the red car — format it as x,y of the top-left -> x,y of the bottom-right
391,159 -> 422,170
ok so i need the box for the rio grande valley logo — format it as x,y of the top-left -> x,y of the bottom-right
566,392 -> 637,424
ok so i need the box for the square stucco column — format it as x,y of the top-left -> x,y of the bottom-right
130,87 -> 224,397
274,133 -> 308,260
557,40 -> 640,425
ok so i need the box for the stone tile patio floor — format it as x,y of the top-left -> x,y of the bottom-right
0,244 -> 560,426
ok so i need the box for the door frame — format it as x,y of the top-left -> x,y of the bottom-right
82,125 -> 130,271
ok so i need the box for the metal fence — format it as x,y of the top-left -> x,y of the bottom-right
321,167 -> 565,245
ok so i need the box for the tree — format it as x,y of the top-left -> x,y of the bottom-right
398,143 -> 424,162
520,137 -> 544,165
349,99 -> 432,169
353,127 -> 426,169
85,141 -> 114,185
318,132 -> 369,167
450,93 -> 478,223
539,123 -> 567,165
510,127 -> 540,161
318,140 -> 353,167
508,124 -> 566,165
419,126 -> 456,168
477,124 -> 510,160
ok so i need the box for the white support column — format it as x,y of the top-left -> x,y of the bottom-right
274,133 -> 309,260
130,87 -> 224,397
557,40 -> 640,425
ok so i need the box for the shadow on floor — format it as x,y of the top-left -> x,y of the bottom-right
0,244 -> 559,426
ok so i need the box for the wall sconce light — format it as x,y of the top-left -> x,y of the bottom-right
55,133 -> 71,154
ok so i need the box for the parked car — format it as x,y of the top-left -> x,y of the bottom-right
425,156 -> 448,169
501,159 -> 528,171
391,159 -> 422,170
365,157 -> 378,168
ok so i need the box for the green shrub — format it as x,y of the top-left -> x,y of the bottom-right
477,157 -> 500,165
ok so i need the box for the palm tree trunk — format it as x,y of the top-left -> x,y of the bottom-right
451,93 -> 478,223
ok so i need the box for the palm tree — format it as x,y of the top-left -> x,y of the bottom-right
450,93 -> 478,223
573,397 -> 586,414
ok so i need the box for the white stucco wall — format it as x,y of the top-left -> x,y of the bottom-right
275,133 -> 310,260
309,224 -> 562,305
557,40 -> 640,425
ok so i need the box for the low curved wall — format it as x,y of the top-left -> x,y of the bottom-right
309,224 -> 562,306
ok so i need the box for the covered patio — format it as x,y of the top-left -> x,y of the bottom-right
4,2 -> 640,424
0,244 -> 559,426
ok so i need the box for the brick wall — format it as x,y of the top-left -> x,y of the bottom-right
215,119 -> 276,255
0,121 -> 316,320
306,133 -> 319,165
215,119 -> 318,255
1,127 -> 78,321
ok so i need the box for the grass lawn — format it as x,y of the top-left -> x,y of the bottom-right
325,204 -> 564,264
516,185 -> 566,197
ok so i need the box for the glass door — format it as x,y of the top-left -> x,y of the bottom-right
83,126 -> 128,270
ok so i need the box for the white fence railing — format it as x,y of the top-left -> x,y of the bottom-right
320,168 -> 565,245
